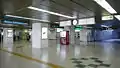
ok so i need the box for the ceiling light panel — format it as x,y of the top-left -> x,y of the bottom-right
102,15 -> 114,20
115,15 -> 120,20
94,0 -> 117,14
5,15 -> 50,22
28,6 -> 76,19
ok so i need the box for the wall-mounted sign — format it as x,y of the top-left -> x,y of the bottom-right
60,20 -> 71,26
3,20 -> 28,25
78,17 -> 95,25
86,18 -> 95,24
74,26 -> 83,30
7,29 -> 13,37
60,31 -> 66,37
42,27 -> 48,39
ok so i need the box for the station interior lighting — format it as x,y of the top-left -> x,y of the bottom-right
94,0 -> 117,14
5,15 -> 50,22
115,15 -> 120,20
28,6 -> 76,19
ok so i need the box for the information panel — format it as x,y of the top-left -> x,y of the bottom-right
78,17 -> 95,25
42,27 -> 48,39
7,30 -> 13,38
60,31 -> 66,37
60,20 -> 71,26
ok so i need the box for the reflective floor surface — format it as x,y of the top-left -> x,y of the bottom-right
1,40 -> 120,68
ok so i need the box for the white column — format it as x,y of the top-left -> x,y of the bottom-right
32,23 -> 49,48
3,28 -> 13,48
32,23 -> 42,48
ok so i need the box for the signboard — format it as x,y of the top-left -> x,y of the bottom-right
78,17 -> 95,25
60,31 -> 66,37
7,30 -> 13,37
86,18 -> 95,24
60,20 -> 71,26
3,20 -> 28,25
102,15 -> 113,20
78,19 -> 87,25
74,26 -> 83,30
42,27 -> 48,39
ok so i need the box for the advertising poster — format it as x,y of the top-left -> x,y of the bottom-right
7,30 -> 13,38
42,27 -> 48,39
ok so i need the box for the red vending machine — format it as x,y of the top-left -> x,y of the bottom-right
60,31 -> 69,45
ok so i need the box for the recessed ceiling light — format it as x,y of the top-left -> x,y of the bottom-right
94,0 -> 117,14
28,6 -> 76,19
5,15 -> 50,22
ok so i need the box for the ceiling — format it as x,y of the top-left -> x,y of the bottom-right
0,0 -> 119,23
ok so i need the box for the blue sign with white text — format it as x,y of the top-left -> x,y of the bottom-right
3,20 -> 28,25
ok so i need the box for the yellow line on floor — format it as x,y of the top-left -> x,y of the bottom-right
0,48 -> 63,68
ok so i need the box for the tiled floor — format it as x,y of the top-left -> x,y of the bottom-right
1,40 -> 120,68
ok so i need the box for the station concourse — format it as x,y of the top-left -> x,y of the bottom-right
1,0 -> 120,68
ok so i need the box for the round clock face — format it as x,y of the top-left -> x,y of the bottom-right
73,20 -> 78,25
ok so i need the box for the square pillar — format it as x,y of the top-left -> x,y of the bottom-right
32,23 -> 48,48
32,23 -> 42,48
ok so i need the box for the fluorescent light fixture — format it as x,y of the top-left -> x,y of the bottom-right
28,6 -> 76,19
5,15 -> 50,22
102,15 -> 113,20
115,15 -> 120,20
94,0 -> 117,14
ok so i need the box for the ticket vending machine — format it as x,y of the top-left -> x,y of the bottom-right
60,31 -> 69,45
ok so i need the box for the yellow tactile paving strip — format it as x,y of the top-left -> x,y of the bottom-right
0,48 -> 63,68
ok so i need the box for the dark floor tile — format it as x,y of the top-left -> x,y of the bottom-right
71,58 -> 78,60
88,64 -> 99,68
99,63 -> 111,67
94,60 -> 103,63
75,64 -> 86,68
90,57 -> 99,60
72,60 -> 82,63
80,58 -> 88,60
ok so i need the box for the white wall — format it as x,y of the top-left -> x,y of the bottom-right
32,23 -> 42,48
